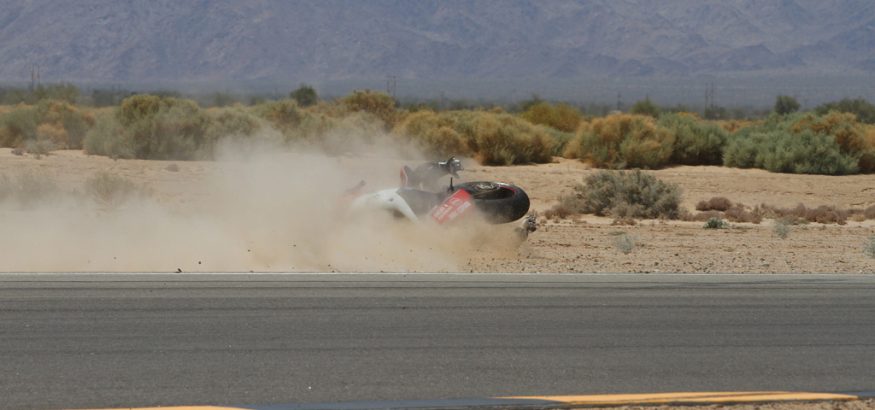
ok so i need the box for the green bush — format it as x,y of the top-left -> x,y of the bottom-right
865,235 -> 875,258
519,101 -> 581,133
613,232 -> 636,254
724,129 -> 858,175
659,113 -> 727,165
572,114 -> 675,169
253,99 -> 303,135
630,97 -> 660,117
774,95 -> 800,115
342,90 -> 397,128
393,110 -> 554,165
558,170 -> 681,219
35,100 -> 94,148
468,113 -> 554,165
792,111 -> 867,155
290,84 -> 318,107
816,98 -> 875,124
773,219 -> 791,239
206,107 -> 260,139
703,217 -> 729,229
726,112 -> 874,175
0,105 -> 39,146
84,112 -> 135,159
540,126 -> 574,157
393,110 -> 471,157
85,94 -> 211,160
0,100 -> 94,149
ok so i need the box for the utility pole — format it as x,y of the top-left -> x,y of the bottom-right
616,92 -> 622,111
386,75 -> 397,99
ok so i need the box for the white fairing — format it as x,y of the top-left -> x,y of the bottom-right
348,188 -> 419,221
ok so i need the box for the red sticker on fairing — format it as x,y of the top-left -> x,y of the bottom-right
430,189 -> 474,224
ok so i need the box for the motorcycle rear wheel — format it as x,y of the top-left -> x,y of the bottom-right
456,181 -> 530,223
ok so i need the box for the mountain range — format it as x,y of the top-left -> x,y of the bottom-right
1,0 -> 873,97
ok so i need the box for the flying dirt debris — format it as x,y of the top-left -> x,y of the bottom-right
343,156 -> 538,241
0,147 -> 538,273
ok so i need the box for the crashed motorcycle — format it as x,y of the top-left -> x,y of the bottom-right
343,157 -> 537,238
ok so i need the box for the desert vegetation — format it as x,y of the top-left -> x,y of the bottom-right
545,170 -> 681,221
1,84 -> 875,177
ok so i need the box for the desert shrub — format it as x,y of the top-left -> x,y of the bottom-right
717,119 -> 754,133
696,197 -> 732,212
543,204 -> 573,220
540,126 -> 574,157
468,113 -> 554,165
0,100 -> 93,150
520,101 -> 581,133
253,99 -> 304,134
685,210 -> 722,222
342,90 -> 397,127
203,107 -> 262,154
791,111 -> 867,155
207,107 -> 260,139
290,84 -> 318,107
23,137 -> 56,158
865,236 -> 875,258
613,232 -> 636,254
791,111 -> 875,173
630,98 -> 660,117
393,110 -> 472,157
84,171 -> 148,207
816,98 -> 875,124
686,202 -> 763,224
773,219 -> 791,239
774,95 -> 800,115
801,205 -> 848,225
759,203 -> 848,225
728,112 -> 875,174
34,100 -> 94,148
571,114 -> 674,169
865,205 -> 875,220
253,99 -> 371,146
108,94 -> 211,160
703,217 -> 728,229
724,129 -> 858,175
393,110 -> 553,165
723,203 -> 763,224
558,170 -> 681,219
658,113 -> 727,165
84,113 -> 135,159
0,106 -> 39,146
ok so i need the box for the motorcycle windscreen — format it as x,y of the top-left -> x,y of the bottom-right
430,189 -> 475,224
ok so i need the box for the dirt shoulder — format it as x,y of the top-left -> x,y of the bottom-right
1,149 -> 873,273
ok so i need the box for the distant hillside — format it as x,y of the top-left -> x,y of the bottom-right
1,0 -> 874,85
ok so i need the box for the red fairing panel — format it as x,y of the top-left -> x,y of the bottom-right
430,189 -> 474,224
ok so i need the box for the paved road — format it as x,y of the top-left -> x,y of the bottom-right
1,273 -> 874,409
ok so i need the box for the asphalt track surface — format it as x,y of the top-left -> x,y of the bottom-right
1,273 -> 874,410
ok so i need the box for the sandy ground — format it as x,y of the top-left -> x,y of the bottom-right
1,148 -> 874,273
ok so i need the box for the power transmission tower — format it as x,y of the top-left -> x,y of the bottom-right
386,75 -> 397,99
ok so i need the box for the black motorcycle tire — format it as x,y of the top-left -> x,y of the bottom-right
455,181 -> 530,224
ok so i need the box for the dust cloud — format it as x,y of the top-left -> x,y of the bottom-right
0,138 -> 522,272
